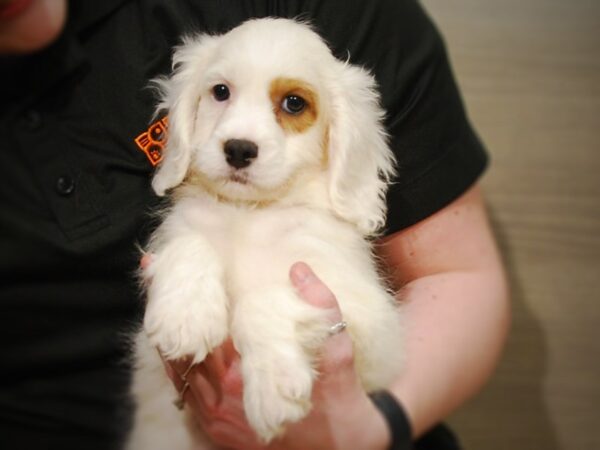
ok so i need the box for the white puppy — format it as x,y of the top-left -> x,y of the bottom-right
128,18 -> 402,450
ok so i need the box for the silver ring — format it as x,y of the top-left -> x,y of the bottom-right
172,360 -> 195,410
329,320 -> 348,335
180,361 -> 194,381
173,381 -> 190,410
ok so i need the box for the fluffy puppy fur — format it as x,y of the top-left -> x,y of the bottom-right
128,18 -> 402,450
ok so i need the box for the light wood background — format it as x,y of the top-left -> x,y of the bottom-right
418,1 -> 600,449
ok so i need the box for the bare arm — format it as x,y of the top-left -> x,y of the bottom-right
378,185 -> 511,437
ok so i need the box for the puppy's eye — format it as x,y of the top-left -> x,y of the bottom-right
212,84 -> 230,102
281,95 -> 306,115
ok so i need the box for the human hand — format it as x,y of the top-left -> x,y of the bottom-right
162,262 -> 391,450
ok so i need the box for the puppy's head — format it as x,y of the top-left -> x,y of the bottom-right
152,18 -> 395,235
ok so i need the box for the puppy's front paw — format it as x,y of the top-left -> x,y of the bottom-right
144,276 -> 228,362
243,352 -> 314,442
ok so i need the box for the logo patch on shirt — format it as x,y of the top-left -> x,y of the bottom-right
134,116 -> 168,166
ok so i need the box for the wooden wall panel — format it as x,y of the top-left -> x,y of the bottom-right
420,1 -> 600,448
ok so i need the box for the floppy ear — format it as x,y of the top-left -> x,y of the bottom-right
326,61 -> 396,235
151,34 -> 221,196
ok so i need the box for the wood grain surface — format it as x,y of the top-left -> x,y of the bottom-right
420,1 -> 600,448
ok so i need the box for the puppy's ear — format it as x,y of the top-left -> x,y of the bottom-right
326,62 -> 396,235
151,34 -> 221,196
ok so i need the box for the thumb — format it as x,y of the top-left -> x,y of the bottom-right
289,262 -> 340,312
289,262 -> 354,374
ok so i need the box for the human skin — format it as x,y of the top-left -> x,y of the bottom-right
0,0 -> 67,53
165,185 -> 511,449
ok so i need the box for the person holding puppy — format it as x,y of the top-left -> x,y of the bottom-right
0,1 -> 510,449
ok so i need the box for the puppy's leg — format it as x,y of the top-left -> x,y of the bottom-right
231,286 -> 329,442
334,283 -> 403,391
143,235 -> 228,362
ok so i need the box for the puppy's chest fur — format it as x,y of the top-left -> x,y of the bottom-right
163,192 -> 365,296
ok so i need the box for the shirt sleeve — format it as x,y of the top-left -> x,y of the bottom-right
304,0 -> 490,234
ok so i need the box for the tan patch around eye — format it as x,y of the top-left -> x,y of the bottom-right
269,77 -> 319,134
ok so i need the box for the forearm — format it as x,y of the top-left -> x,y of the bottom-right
389,266 -> 510,437
378,186 -> 511,438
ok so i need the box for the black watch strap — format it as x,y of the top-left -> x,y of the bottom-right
369,390 -> 413,450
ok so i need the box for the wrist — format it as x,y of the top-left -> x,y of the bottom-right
368,390 -> 413,450
361,393 -> 393,450
333,388 -> 391,450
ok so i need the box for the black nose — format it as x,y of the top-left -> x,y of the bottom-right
224,139 -> 258,169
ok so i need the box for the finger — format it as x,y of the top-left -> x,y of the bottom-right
164,355 -> 194,386
194,340 -> 243,398
187,367 -> 219,409
188,363 -> 253,442
289,262 -> 354,373
221,338 -> 238,367
156,347 -> 178,383
140,252 -> 154,271
157,350 -> 214,408
202,346 -> 228,383
204,339 -> 239,379
162,358 -> 222,414
289,262 -> 341,316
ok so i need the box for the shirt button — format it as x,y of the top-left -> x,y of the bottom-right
55,175 -> 76,196
23,109 -> 43,130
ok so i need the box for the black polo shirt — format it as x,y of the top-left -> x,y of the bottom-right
0,1 -> 487,448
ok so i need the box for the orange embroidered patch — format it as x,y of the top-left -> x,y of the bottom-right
135,116 -> 168,166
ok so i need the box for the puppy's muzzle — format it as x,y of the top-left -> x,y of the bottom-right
224,139 -> 258,169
